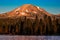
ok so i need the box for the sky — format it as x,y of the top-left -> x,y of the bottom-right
0,0 -> 60,14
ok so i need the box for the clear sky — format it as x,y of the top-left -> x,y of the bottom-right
0,0 -> 60,14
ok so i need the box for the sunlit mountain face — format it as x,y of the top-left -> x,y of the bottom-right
0,4 -> 60,35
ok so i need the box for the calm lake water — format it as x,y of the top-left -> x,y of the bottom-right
0,35 -> 60,40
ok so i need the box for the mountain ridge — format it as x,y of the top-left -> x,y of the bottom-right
0,4 -> 53,17
0,4 -> 60,35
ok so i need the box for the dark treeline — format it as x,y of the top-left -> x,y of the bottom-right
0,15 -> 60,35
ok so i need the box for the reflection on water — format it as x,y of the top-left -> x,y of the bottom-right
0,35 -> 60,40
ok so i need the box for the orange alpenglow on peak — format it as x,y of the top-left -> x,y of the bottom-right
8,4 -> 49,16
0,4 -> 53,17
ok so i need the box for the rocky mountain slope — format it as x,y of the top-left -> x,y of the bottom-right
0,4 -> 60,35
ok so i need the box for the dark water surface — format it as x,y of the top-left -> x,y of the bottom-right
0,35 -> 60,40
